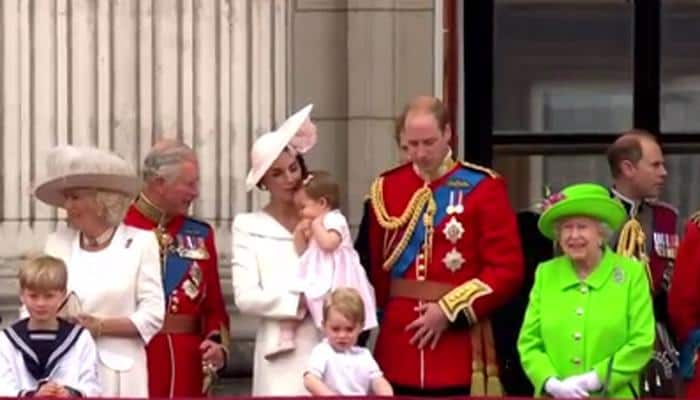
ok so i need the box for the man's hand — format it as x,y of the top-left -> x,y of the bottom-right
36,381 -> 60,396
200,339 -> 226,371
405,302 -> 449,350
53,385 -> 72,398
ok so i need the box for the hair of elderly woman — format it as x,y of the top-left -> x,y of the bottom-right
96,190 -> 133,227
142,139 -> 197,182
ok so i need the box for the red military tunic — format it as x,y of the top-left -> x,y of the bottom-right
368,159 -> 524,391
669,212 -> 700,397
611,189 -> 679,295
124,195 -> 230,397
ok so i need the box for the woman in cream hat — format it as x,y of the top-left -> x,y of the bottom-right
34,145 -> 164,397
232,104 -> 321,396
517,183 -> 655,398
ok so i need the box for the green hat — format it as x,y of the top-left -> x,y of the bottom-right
537,183 -> 627,240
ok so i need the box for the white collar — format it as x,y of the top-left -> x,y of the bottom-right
611,187 -> 643,217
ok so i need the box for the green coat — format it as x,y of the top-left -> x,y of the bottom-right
517,247 -> 655,398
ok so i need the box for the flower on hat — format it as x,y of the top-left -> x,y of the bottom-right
288,118 -> 317,155
536,182 -> 627,240
538,192 -> 566,212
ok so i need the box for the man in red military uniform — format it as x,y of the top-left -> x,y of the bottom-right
124,139 -> 230,397
606,130 -> 681,397
669,212 -> 700,396
607,130 -> 679,298
368,96 -> 524,396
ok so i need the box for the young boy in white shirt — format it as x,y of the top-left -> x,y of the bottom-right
0,255 -> 100,397
303,287 -> 393,396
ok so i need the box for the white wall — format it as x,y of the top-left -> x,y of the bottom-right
0,0 -> 287,328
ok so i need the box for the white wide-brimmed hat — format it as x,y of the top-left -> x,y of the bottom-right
245,104 -> 317,191
34,145 -> 141,208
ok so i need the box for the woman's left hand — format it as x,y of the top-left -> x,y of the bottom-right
76,313 -> 103,337
200,339 -> 226,371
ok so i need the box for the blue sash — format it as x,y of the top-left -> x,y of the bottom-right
163,218 -> 210,297
391,167 -> 487,277
681,329 -> 700,378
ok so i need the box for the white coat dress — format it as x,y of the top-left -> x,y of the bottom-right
44,223 -> 164,397
232,211 -> 322,396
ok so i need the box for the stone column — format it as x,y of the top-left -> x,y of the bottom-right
0,1 -> 287,334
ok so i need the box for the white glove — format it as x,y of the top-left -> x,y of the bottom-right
544,377 -> 590,398
564,371 -> 602,392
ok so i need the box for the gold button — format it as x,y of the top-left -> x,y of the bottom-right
576,307 -> 584,316
573,332 -> 582,341
170,305 -> 179,313
417,264 -> 426,271
580,285 -> 588,294
572,357 -> 581,365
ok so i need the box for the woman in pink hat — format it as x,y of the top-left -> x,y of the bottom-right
232,104 -> 322,396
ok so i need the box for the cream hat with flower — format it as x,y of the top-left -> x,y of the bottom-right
245,104 -> 317,191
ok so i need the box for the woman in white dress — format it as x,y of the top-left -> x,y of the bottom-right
33,145 -> 164,397
232,104 -> 323,396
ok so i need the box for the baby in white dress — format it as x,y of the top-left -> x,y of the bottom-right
265,171 -> 377,360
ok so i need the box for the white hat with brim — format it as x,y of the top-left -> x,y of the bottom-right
245,104 -> 315,191
33,146 -> 141,208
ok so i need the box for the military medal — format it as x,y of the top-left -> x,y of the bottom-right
190,262 -> 203,286
176,234 -> 210,260
445,190 -> 464,215
443,191 -> 465,244
654,232 -> 678,259
443,248 -> 465,273
443,190 -> 466,272
443,218 -> 464,245
183,279 -> 199,300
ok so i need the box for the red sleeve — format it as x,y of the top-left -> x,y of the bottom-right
201,229 -> 230,340
439,177 -> 525,324
669,221 -> 700,344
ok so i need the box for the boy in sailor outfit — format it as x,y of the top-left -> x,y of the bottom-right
0,255 -> 100,397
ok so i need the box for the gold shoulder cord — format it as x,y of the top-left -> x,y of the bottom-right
616,218 -> 653,288
460,161 -> 498,178
370,177 -> 436,270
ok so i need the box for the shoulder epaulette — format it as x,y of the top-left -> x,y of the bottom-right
690,211 -> 700,227
379,162 -> 412,178
649,199 -> 679,215
459,161 -> 499,178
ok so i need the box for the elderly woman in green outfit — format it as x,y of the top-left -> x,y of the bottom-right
517,183 -> 655,398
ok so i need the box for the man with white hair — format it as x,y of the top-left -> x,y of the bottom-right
124,139 -> 229,397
